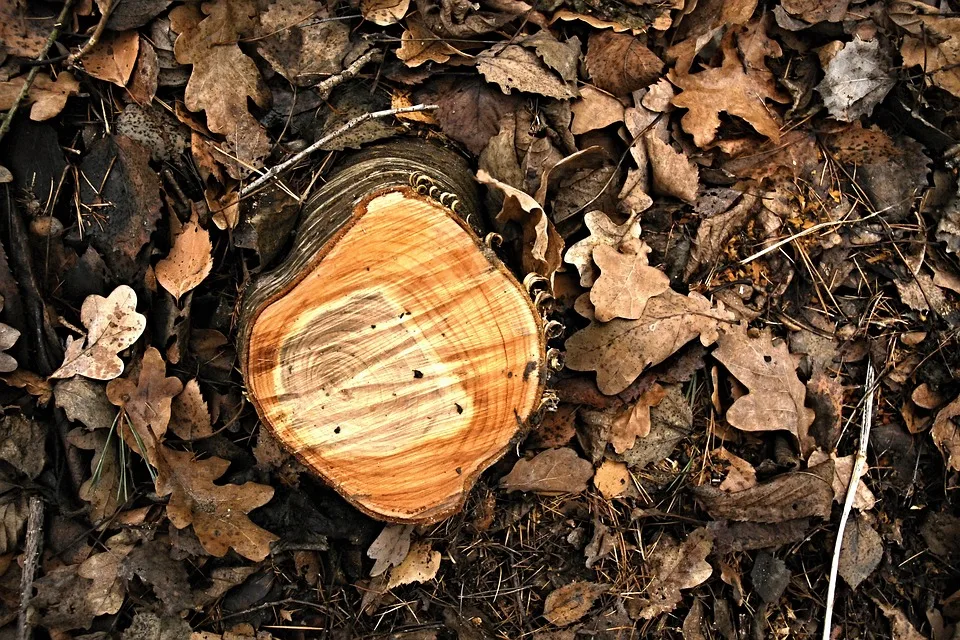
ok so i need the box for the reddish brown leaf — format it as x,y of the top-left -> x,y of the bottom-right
543,581 -> 609,626
501,447 -> 594,495
585,31 -> 663,96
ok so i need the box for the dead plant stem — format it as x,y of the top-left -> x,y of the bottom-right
822,360 -> 875,640
16,496 -> 43,640
239,104 -> 438,198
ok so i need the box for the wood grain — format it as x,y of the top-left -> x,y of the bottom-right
243,184 -> 546,522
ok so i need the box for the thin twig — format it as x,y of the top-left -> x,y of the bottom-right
239,104 -> 438,197
16,496 -> 44,640
0,0 -> 76,147
66,0 -> 114,67
822,360 -> 875,640
316,49 -> 382,100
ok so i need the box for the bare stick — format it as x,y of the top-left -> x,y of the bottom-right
0,0 -> 76,147
16,496 -> 44,640
316,49 -> 382,100
822,360 -> 875,640
239,104 -> 438,197
66,0 -> 114,68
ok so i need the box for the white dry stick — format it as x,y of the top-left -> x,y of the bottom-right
240,104 -> 439,198
822,360 -> 875,640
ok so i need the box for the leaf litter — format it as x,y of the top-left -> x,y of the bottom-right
0,0 -> 957,636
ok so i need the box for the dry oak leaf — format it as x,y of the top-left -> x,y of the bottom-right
873,599 -> 927,640
571,86 -> 625,135
628,528 -> 713,620
670,27 -> 787,147
396,15 -> 461,67
565,289 -> 734,395
692,459 -> 834,523
644,134 -> 699,204
67,428 -> 122,522
590,240 -> 670,322
564,211 -> 642,287
477,169 -> 564,282
611,382 -> 666,453
156,446 -> 278,561
255,0 -> 351,86
808,449 -> 876,511
386,540 -> 441,589
170,3 -> 271,176
106,346 -> 183,466
169,379 -> 214,441
361,0 -> 410,25
713,324 -> 814,442
932,394 -> 960,472
593,460 -> 630,499
476,44 -> 578,99
521,31 -> 581,84
501,447 -> 594,494
543,581 -> 609,626
81,31 -> 140,87
155,213 -> 213,301
0,72 -> 80,122
50,285 -> 147,381
368,524 -> 414,577
895,11 -> 960,99
585,31 -> 663,96
714,447 -> 757,493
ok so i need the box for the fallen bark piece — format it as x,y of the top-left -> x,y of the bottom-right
239,140 -> 547,523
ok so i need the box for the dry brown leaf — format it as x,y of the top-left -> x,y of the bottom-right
644,134 -> 699,203
522,31 -> 580,83
715,447 -> 757,492
808,450 -> 876,510
155,213 -> 213,301
170,3 -> 271,176
55,377 -> 115,431
386,540 -> 441,589
50,285 -> 147,381
550,10 -> 640,34
128,39 -> 159,105
564,211 -> 642,287
501,447 -> 594,494
590,240 -> 670,322
585,31 -> 663,96
397,15 -> 460,67
565,289 -> 733,395
368,524 -> 414,577
169,379 -> 213,441
685,192 -> 758,279
82,31 -> 140,86
610,382 -> 666,453
895,11 -> 960,99
873,599 -> 927,640
713,324 -> 815,443
156,446 -> 278,561
477,170 -> 564,282
839,512 -> 883,590
670,25 -> 787,147
0,72 -> 80,122
477,44 -> 577,99
543,581 -> 609,626
414,76 -> 518,155
593,460 -> 630,499
932,395 -> 960,472
692,460 -> 834,523
67,428 -> 122,522
571,86 -> 624,135
361,0 -> 409,24
0,1 -> 57,57
255,0 -> 351,85
106,347 -> 183,466
627,528 -> 713,620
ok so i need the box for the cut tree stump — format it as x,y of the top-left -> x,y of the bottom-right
238,139 -> 548,523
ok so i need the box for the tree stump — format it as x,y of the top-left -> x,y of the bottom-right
238,139 -> 549,523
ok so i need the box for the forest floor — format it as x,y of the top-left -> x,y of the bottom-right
0,0 -> 959,638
